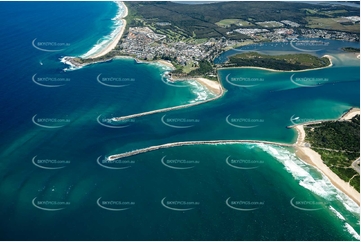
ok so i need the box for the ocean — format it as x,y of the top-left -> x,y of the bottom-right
0,1 -> 359,240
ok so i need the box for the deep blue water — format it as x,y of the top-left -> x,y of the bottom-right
0,2 -> 359,241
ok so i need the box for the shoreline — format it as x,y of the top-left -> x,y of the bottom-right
339,107 -> 360,120
293,108 -> 360,205
217,54 -> 333,73
170,77 -> 222,96
194,77 -> 222,96
154,59 -> 175,69
84,1 -> 128,59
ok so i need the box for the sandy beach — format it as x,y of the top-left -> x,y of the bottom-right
86,2 -> 128,59
322,54 -> 333,67
293,125 -> 305,146
195,78 -> 223,96
339,107 -> 360,121
294,108 -> 360,205
155,59 -> 175,69
296,147 -> 360,205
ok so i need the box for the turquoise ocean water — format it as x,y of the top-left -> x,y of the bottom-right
0,1 -> 359,240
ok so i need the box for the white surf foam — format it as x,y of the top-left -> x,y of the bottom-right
330,205 -> 346,221
256,144 -> 360,215
344,223 -> 360,240
80,1 -> 125,59
188,80 -> 215,103
60,56 -> 83,72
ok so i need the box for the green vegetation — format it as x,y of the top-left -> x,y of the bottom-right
350,176 -> 360,192
216,19 -> 253,28
125,1 -> 359,40
305,115 -> 360,191
342,47 -> 360,52
305,115 -> 360,152
305,17 -> 360,33
301,8 -> 349,17
224,52 -> 330,71
188,60 -> 214,76
67,50 -> 124,65
171,60 -> 217,81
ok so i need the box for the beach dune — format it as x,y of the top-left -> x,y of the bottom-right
294,108 -> 360,205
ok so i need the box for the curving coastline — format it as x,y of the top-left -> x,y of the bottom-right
107,140 -> 294,160
61,1 -> 128,71
293,107 -> 360,205
107,107 -> 360,206
84,2 -> 128,59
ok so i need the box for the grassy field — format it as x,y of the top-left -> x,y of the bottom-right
215,19 -> 253,28
306,17 -> 360,33
256,21 -> 284,28
182,62 -> 198,74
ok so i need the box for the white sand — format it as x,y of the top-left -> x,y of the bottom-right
294,107 -> 360,205
297,147 -> 360,205
294,125 -> 305,146
340,108 -> 360,121
86,2 -> 128,59
195,78 -> 223,95
322,54 -> 333,67
156,60 -> 175,69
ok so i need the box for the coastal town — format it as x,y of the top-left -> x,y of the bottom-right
118,26 -> 224,64
64,1 -> 360,72
2,0 -> 360,240
69,2 -> 360,208
116,25 -> 359,67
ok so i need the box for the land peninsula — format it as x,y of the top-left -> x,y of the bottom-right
61,2 -> 360,205
293,108 -> 360,204
62,1 -> 359,80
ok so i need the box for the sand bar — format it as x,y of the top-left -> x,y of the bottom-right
294,125 -> 305,146
339,107 -> 360,121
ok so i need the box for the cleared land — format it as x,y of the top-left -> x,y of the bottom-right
216,19 -> 253,28
256,21 -> 284,28
125,1 -> 360,40
306,17 -> 360,33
